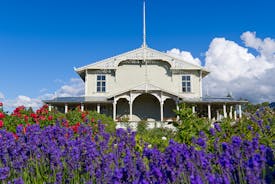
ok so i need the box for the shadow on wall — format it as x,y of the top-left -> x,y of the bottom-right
133,93 -> 160,121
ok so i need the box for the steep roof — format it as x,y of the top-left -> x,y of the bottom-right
75,46 -> 209,80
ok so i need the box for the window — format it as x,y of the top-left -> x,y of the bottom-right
182,75 -> 191,92
97,75 -> 106,92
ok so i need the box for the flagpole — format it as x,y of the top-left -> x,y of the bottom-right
143,0 -> 146,47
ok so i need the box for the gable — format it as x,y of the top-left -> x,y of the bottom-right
75,46 -> 209,78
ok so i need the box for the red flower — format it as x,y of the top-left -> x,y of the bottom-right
71,125 -> 78,133
65,133 -> 69,139
30,113 -> 37,119
0,102 -> 3,106
40,116 -> 46,121
62,120 -> 69,127
81,113 -> 86,119
13,133 -> 18,140
91,118 -> 95,123
70,122 -> 81,133
48,116 -> 53,121
0,112 -> 5,119
24,115 -> 29,122
0,120 -> 3,128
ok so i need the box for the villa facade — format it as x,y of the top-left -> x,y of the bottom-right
44,2 -> 247,122
44,45 -> 246,122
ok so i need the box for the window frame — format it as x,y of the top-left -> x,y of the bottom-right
96,74 -> 106,93
182,75 -> 191,93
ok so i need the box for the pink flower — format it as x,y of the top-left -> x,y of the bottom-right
0,102 -> 3,106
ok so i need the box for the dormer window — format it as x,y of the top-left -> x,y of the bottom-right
182,75 -> 191,92
97,75 -> 106,92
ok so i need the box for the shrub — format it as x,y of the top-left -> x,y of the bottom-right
174,103 -> 211,145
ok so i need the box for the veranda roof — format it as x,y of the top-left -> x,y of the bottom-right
43,96 -> 111,104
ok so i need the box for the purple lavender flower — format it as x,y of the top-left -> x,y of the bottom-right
209,128 -> 215,136
0,167 -> 10,180
265,125 -> 270,131
55,172 -> 62,184
255,110 -> 261,118
214,123 -> 221,132
0,120 -> 273,183
13,177 -> 24,184
232,136 -> 242,147
257,120 -> 263,128
247,125 -> 253,131
196,137 -> 206,149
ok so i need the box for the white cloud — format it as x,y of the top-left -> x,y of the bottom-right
205,37 -> 273,82
3,78 -> 85,111
52,78 -> 84,98
0,92 -> 4,99
167,48 -> 202,66
54,78 -> 65,84
5,95 -> 42,109
39,88 -> 48,93
204,31 -> 275,103
241,31 -> 275,60
38,78 -> 84,100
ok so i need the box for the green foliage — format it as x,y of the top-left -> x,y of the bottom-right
135,120 -> 176,151
179,105 -> 275,152
243,101 -> 271,113
174,103 -> 211,145
136,120 -> 147,133
87,111 -> 116,134
64,108 -> 116,134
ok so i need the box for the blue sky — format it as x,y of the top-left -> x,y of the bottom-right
1,0 -> 275,109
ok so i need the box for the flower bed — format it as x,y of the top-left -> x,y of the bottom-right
0,104 -> 274,183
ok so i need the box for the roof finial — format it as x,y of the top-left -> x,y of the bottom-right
142,0 -> 147,47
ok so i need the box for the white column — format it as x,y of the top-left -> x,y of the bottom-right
113,102 -> 116,121
216,110 -> 220,121
208,104 -> 211,121
234,110 -> 237,120
229,106 -> 233,119
192,106 -> 196,114
85,70 -> 88,96
81,104 -> 84,112
65,104 -> 68,114
223,104 -> 227,118
129,101 -> 133,121
49,105 -> 52,112
129,92 -> 133,121
238,105 -> 242,119
160,101 -> 164,121
97,104 -> 100,113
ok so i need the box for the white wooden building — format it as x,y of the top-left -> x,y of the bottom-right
44,1 -> 246,122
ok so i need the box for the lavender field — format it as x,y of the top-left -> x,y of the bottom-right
0,104 -> 274,183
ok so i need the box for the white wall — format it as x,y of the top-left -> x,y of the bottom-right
85,60 -> 201,98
